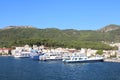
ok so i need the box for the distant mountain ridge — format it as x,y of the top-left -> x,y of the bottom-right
3,26 -> 34,29
2,24 -> 120,31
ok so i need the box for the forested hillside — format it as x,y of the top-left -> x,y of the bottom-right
0,24 -> 120,50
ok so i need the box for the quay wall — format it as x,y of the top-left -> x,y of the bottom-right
104,59 -> 120,62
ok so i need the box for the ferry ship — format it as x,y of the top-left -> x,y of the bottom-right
14,51 -> 30,58
62,56 -> 104,63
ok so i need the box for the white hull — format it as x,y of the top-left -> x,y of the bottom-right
14,52 -> 30,58
14,54 -> 30,58
40,55 -> 62,61
62,56 -> 104,63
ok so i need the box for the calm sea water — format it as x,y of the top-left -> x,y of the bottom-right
0,56 -> 120,80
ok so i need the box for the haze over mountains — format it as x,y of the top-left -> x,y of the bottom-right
0,24 -> 119,49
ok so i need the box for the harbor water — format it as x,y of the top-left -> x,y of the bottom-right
0,56 -> 120,80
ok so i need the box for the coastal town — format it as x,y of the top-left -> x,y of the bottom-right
0,42 -> 120,63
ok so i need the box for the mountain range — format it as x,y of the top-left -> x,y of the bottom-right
0,24 -> 120,49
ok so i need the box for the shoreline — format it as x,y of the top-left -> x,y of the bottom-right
0,55 -> 12,56
104,58 -> 120,63
1,55 -> 120,63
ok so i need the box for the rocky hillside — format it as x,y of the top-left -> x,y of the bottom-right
98,24 -> 120,32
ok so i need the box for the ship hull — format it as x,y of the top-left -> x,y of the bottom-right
63,58 -> 104,63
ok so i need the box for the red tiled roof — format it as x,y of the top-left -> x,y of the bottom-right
0,48 -> 12,50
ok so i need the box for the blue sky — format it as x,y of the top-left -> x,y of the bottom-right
0,0 -> 120,30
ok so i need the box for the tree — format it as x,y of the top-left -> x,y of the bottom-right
96,50 -> 103,55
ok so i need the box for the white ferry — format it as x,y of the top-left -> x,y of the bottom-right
39,52 -> 62,61
62,56 -> 104,63
44,54 -> 62,61
14,51 -> 30,58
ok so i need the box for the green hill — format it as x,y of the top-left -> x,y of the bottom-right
0,24 -> 119,50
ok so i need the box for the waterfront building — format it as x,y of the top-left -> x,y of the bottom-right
0,48 -> 11,55
117,46 -> 120,58
11,45 -> 32,57
103,50 -> 117,58
86,49 -> 97,57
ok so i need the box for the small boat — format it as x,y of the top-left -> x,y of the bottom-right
62,56 -> 104,63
